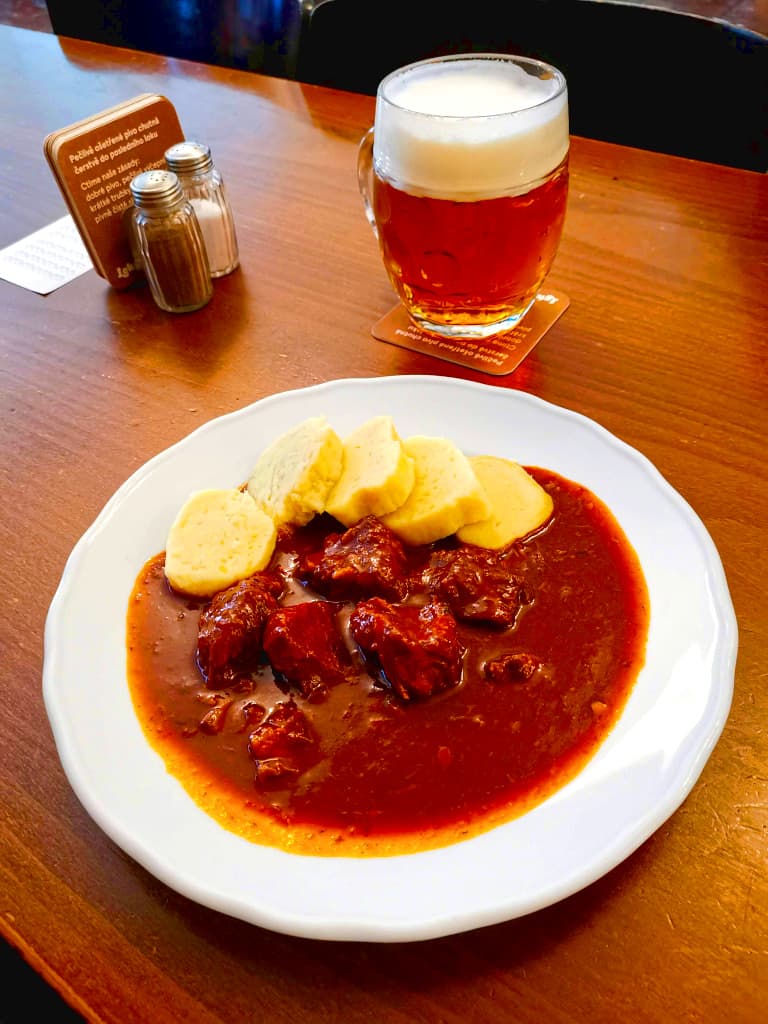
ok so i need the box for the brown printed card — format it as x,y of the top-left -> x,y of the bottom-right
372,291 -> 570,375
44,94 -> 184,289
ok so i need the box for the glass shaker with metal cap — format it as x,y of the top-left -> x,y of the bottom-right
130,169 -> 212,313
164,140 -> 240,277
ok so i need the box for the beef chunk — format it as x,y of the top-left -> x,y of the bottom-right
422,546 -> 530,627
484,652 -> 540,683
247,699 -> 318,785
300,515 -> 408,602
240,701 -> 267,729
263,600 -> 350,701
196,573 -> 283,687
198,698 -> 233,734
349,597 -> 463,701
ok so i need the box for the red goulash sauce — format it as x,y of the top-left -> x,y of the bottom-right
126,468 -> 649,857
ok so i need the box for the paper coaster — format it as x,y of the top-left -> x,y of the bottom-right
372,290 -> 569,375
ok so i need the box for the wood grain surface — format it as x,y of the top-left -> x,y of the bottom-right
1,24 -> 766,1024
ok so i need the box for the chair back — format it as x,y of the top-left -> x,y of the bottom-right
296,0 -> 768,171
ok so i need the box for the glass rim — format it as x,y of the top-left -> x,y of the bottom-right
377,52 -> 567,121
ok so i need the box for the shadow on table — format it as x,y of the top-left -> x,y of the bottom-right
1,942 -> 84,1023
103,267 -> 249,378
157,828 -> 661,1000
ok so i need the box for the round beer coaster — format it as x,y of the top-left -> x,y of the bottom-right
371,290 -> 569,375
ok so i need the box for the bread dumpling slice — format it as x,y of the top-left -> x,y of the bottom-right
325,415 -> 415,526
164,488 -> 277,597
380,435 -> 491,545
246,416 -> 343,526
456,455 -> 553,548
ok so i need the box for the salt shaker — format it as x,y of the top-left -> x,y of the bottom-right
164,140 -> 240,277
130,170 -> 212,313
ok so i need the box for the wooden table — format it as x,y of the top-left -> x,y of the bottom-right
2,24 -> 766,1024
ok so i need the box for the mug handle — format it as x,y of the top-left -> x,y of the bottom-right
357,127 -> 378,237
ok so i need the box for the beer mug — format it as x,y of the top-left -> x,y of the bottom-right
358,53 -> 569,339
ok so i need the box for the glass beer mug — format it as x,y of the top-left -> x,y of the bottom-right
358,53 -> 569,339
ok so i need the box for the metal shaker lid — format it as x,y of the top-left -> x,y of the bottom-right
130,169 -> 184,210
164,140 -> 214,175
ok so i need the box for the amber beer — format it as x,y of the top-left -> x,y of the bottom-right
360,54 -> 569,338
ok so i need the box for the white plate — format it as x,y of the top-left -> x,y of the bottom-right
43,376 -> 737,942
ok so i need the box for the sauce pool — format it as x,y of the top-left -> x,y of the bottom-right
126,468 -> 649,857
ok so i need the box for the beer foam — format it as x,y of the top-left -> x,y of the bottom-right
374,58 -> 569,199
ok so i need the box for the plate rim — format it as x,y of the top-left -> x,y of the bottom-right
42,375 -> 738,942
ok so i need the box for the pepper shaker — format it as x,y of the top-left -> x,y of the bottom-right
164,140 -> 240,277
130,170 -> 212,313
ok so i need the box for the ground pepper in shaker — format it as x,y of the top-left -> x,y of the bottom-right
130,169 -> 212,313
164,140 -> 240,277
